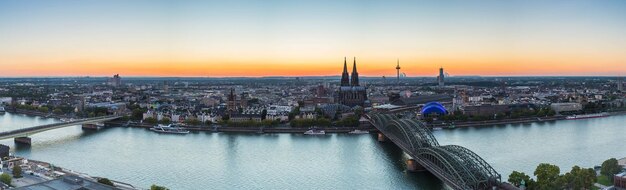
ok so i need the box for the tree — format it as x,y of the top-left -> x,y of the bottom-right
53,108 -> 63,115
0,173 -> 11,185
508,171 -> 533,187
261,109 -> 267,120
159,118 -> 171,124
353,107 -> 364,117
38,106 -> 49,113
601,158 -> 622,182
185,119 -> 201,126
144,118 -> 158,124
150,184 -> 169,190
12,165 -> 22,178
336,116 -> 359,127
534,163 -> 561,189
97,178 -> 114,186
562,166 -> 597,190
131,108 -> 144,120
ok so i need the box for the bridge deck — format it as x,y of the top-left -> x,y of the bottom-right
0,116 -> 121,140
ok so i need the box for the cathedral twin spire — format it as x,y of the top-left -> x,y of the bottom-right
341,57 -> 359,87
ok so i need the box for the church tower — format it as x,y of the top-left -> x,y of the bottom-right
341,57 -> 350,86
351,57 -> 359,86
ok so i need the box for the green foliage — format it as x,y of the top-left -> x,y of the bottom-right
84,107 -> 109,116
261,109 -> 267,120
37,106 -> 49,113
159,118 -> 171,124
0,173 -> 11,185
131,108 -> 145,120
289,118 -> 330,128
12,165 -> 22,178
597,175 -> 612,186
534,163 -> 561,189
227,119 -> 278,127
144,117 -> 158,124
601,158 -> 622,182
353,107 -> 364,117
53,108 -> 63,115
150,184 -> 169,190
508,171 -> 533,187
561,165 -> 597,190
185,119 -> 201,126
97,178 -> 114,186
221,114 -> 230,121
514,163 -> 598,190
336,116 -> 359,127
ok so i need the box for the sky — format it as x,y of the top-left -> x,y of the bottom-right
0,0 -> 625,77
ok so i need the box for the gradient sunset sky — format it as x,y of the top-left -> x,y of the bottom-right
1,0 -> 625,77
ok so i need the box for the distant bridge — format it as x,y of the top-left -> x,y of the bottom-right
365,113 -> 503,190
0,115 -> 121,144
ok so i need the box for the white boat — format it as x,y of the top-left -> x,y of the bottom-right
304,129 -> 325,135
432,127 -> 443,130
150,124 -> 190,134
566,112 -> 609,120
348,129 -> 369,134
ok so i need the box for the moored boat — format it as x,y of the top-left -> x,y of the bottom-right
150,124 -> 190,134
348,129 -> 369,134
565,112 -> 609,120
304,128 -> 325,135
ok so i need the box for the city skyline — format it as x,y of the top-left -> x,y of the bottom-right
1,0 -> 626,77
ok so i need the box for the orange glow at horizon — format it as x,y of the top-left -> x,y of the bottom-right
2,54 -> 625,77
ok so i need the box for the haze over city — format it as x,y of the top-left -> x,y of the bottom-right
1,0 -> 626,77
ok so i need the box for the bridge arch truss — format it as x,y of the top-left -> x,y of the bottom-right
366,113 -> 501,189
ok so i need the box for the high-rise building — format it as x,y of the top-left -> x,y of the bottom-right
108,74 -> 122,87
618,77 -> 624,92
437,67 -> 445,87
336,57 -> 368,107
396,59 -> 401,84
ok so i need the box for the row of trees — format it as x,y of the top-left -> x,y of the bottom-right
290,118 -> 331,128
508,163 -> 596,189
226,119 -> 280,127
15,104 -> 68,115
508,158 -> 623,189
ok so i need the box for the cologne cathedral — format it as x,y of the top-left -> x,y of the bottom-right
335,57 -> 368,107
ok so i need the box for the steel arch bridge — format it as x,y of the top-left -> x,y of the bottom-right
365,113 -> 501,190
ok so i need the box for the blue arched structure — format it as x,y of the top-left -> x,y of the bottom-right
421,102 -> 447,116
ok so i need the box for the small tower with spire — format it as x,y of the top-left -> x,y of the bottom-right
396,59 -> 401,84
341,57 -> 350,86
351,57 -> 359,86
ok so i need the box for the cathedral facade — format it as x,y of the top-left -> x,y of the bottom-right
335,57 -> 368,107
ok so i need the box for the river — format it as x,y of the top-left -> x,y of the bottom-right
0,112 -> 624,189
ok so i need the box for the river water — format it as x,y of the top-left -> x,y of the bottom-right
0,112 -> 624,189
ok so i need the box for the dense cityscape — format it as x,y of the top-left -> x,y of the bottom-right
2,0 -> 626,190
0,60 -> 624,189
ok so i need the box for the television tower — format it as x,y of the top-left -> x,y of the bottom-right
395,59 -> 401,84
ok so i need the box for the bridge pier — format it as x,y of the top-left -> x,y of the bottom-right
406,159 -> 425,172
377,132 -> 387,142
14,137 -> 31,145
82,124 -> 102,130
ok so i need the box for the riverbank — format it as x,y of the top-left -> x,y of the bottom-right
103,120 -> 378,134
429,111 -> 626,129
6,109 -> 71,120
2,156 -> 139,190
429,116 -> 565,128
